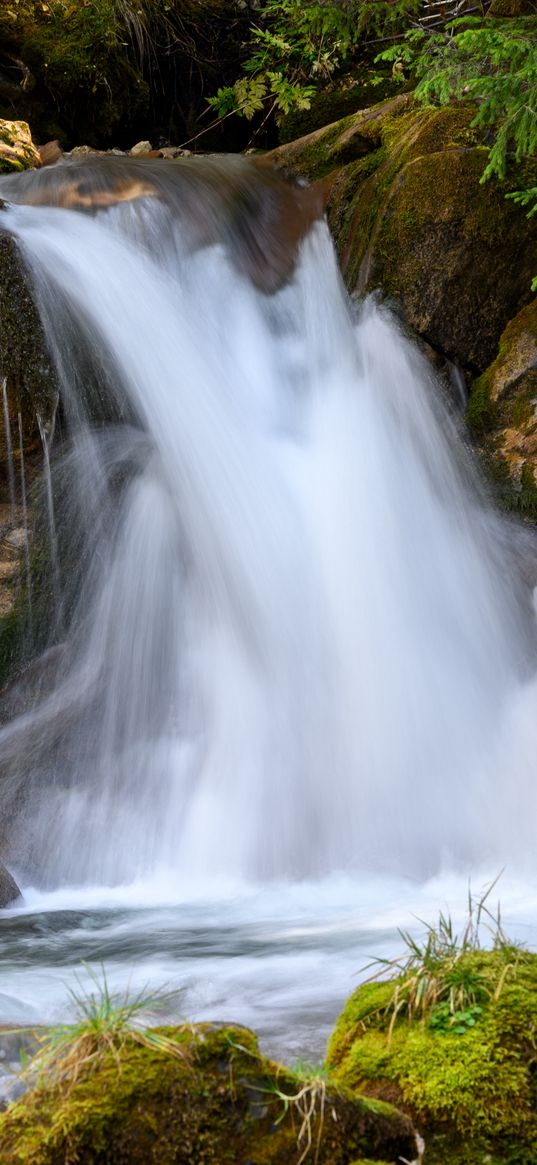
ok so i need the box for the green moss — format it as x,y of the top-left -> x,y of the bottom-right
0,1023 -> 416,1165
278,67 -> 408,145
327,950 -> 537,1165
466,371 -> 496,436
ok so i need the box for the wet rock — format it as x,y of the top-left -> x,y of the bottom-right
0,1022 -> 417,1163
37,140 -> 62,168
0,228 -> 58,413
268,95 -> 537,373
0,1030 -> 37,1111
0,121 -> 40,175
0,1074 -> 26,1111
0,864 -> 21,907
466,298 -> 537,512
69,145 -> 102,158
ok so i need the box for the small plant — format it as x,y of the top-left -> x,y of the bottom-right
256,1069 -> 328,1165
25,964 -> 188,1095
428,1000 -> 483,1034
207,0 -> 421,131
362,875 -> 524,1039
225,1036 -> 329,1165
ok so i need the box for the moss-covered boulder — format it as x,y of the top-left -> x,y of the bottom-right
0,122 -> 40,175
0,1023 -> 418,1164
327,949 -> 537,1165
466,298 -> 537,514
268,94 -> 537,372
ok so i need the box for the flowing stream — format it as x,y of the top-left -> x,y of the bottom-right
0,158 -> 536,1057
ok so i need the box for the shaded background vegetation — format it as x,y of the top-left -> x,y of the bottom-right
0,0 -> 533,155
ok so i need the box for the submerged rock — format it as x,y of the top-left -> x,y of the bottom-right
268,95 -> 537,373
0,1022 -> 418,1163
0,863 -> 21,907
326,948 -> 537,1165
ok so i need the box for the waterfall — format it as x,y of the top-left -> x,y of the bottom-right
0,158 -> 535,891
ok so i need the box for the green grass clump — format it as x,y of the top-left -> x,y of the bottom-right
25,965 -> 189,1097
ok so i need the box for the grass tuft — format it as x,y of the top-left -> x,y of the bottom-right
361,874 -> 527,1038
24,963 -> 189,1096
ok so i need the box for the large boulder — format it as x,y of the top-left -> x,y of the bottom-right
0,863 -> 21,907
268,95 -> 537,373
326,948 -> 537,1165
0,1022 -> 419,1164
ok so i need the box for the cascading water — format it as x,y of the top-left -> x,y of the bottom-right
0,157 -> 535,1054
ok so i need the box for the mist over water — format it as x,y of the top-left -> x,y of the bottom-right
0,159 -> 536,1051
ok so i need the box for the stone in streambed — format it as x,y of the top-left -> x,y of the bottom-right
0,864 -> 22,908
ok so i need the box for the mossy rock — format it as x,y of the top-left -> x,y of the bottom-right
0,1023 -> 417,1164
326,949 -> 537,1165
277,68 -> 408,146
466,298 -> 537,515
0,121 -> 40,174
268,94 -> 537,372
